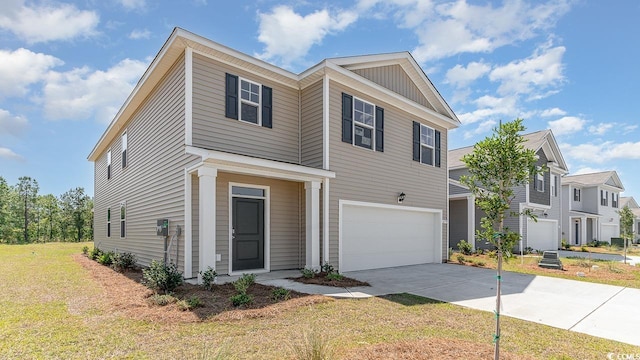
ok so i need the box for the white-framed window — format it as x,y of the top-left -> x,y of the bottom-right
121,132 -> 128,168
601,190 -> 608,206
353,97 -> 375,150
574,188 -> 581,201
107,149 -> 112,180
239,78 -> 261,125
107,207 -> 111,238
120,202 -> 126,238
612,193 -> 618,208
420,124 -> 435,165
551,175 -> 558,197
536,166 -> 544,192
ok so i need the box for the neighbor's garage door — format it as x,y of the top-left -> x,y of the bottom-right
340,202 -> 441,272
527,219 -> 558,251
601,224 -> 619,243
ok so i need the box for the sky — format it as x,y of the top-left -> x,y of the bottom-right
1,0 -> 639,199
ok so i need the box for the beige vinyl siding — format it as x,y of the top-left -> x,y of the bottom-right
353,65 -> 432,110
214,173 -> 304,274
192,53 -> 300,163
327,80 -> 449,269
93,54 -> 197,271
300,79 -> 324,168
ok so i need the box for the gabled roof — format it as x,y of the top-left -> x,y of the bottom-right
620,196 -> 638,209
88,27 -> 459,161
448,129 -> 569,173
561,171 -> 625,191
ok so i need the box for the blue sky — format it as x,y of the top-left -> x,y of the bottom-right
1,0 -> 639,198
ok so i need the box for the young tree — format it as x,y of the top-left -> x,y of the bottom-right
618,205 -> 636,264
39,194 -> 61,242
459,119 -> 540,360
0,177 -> 13,242
15,176 -> 39,243
60,187 -> 91,242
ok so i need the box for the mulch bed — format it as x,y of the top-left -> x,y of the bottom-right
289,271 -> 370,287
74,254 -> 331,323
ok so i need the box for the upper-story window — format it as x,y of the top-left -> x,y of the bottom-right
574,188 -> 581,202
600,190 -> 608,206
225,73 -> 272,128
612,193 -> 618,208
412,121 -> 441,167
121,132 -> 128,168
341,93 -> 384,152
534,166 -> 544,192
551,175 -> 558,197
107,149 -> 112,180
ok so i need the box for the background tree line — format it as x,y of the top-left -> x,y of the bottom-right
0,176 -> 93,243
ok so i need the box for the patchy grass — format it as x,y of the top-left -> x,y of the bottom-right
290,271 -> 370,287
1,243 -> 639,359
450,252 -> 640,288
567,244 -> 640,256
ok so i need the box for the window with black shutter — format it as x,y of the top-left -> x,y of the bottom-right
341,93 -> 384,152
412,122 -> 441,167
225,73 -> 272,128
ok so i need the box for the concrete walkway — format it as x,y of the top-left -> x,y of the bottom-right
257,264 -> 640,347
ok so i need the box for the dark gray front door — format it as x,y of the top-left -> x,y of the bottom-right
232,197 -> 264,271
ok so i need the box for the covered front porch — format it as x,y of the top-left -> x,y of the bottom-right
184,146 -> 335,279
568,211 -> 600,245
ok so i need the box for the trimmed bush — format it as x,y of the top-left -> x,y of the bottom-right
112,252 -> 137,271
90,247 -> 103,261
142,260 -> 184,294
200,266 -> 217,290
271,287 -> 290,302
97,251 -> 114,266
233,273 -> 256,294
457,240 -> 473,255
230,293 -> 253,307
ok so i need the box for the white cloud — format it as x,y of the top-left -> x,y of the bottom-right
548,116 -> 585,136
458,95 -> 518,124
571,166 -> 607,175
489,45 -> 565,96
0,48 -> 63,97
256,5 -> 357,67
0,1 -> 99,43
623,124 -> 638,134
561,140 -> 640,164
118,0 -> 146,10
588,122 -> 614,136
41,58 -> 148,123
540,107 -> 566,117
129,28 -> 151,40
445,61 -> 491,87
463,119 -> 497,139
0,109 -> 28,136
0,147 -> 24,161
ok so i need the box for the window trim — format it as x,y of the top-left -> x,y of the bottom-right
612,193 -> 618,208
351,96 -> 376,150
107,207 -> 111,238
238,77 -> 262,126
119,201 -> 126,238
121,132 -> 128,169
419,123 -> 435,166
536,166 -> 545,192
551,175 -> 558,197
574,188 -> 581,202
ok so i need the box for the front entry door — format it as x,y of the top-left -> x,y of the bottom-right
232,197 -> 265,271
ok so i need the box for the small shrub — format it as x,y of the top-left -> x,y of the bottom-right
271,287 -> 291,302
523,247 -> 534,255
561,239 -> 571,250
476,261 -> 486,267
457,240 -> 473,255
233,273 -> 256,294
90,247 -> 103,261
487,250 -> 497,258
456,254 -> 465,264
475,248 -> 485,255
142,260 -> 184,294
178,296 -> 203,311
326,273 -> 344,281
321,262 -> 335,275
200,266 -> 218,290
289,328 -> 334,360
97,251 -> 114,266
82,246 -> 90,256
147,293 -> 177,306
112,252 -> 137,271
230,293 -> 253,307
580,245 -> 588,252
301,268 -> 317,279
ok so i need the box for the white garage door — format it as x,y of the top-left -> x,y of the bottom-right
601,224 -> 619,243
527,219 -> 558,251
340,202 -> 441,272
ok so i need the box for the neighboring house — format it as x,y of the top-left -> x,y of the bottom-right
619,196 -> 640,242
87,28 -> 460,278
561,171 -> 625,245
448,129 -> 568,252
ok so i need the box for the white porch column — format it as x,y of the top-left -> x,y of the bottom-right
305,181 -> 321,270
198,166 -> 217,279
467,195 -> 475,250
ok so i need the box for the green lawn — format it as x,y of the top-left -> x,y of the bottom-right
1,243 -> 639,359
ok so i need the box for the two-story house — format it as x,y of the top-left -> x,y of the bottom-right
87,28 -> 460,278
448,129 -> 568,252
561,171 -> 625,245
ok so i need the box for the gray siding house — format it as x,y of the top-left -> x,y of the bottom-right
88,28 -> 460,278
448,130 -> 568,252
561,171 -> 625,245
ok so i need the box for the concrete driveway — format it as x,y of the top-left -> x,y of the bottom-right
260,264 -> 639,346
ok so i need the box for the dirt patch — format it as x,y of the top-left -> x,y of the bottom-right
341,338 -> 535,360
289,272 -> 370,287
74,254 -> 331,323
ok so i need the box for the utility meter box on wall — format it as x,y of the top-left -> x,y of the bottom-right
156,219 -> 169,237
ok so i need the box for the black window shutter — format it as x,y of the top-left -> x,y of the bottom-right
412,121 -> 420,162
435,130 -> 441,167
375,106 -> 384,152
342,93 -> 353,143
225,73 -> 238,120
261,85 -> 272,128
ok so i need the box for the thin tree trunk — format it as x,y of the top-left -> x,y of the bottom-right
23,198 -> 28,243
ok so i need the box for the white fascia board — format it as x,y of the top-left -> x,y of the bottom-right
328,52 -> 410,67
324,62 -> 460,130
185,146 -> 336,182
